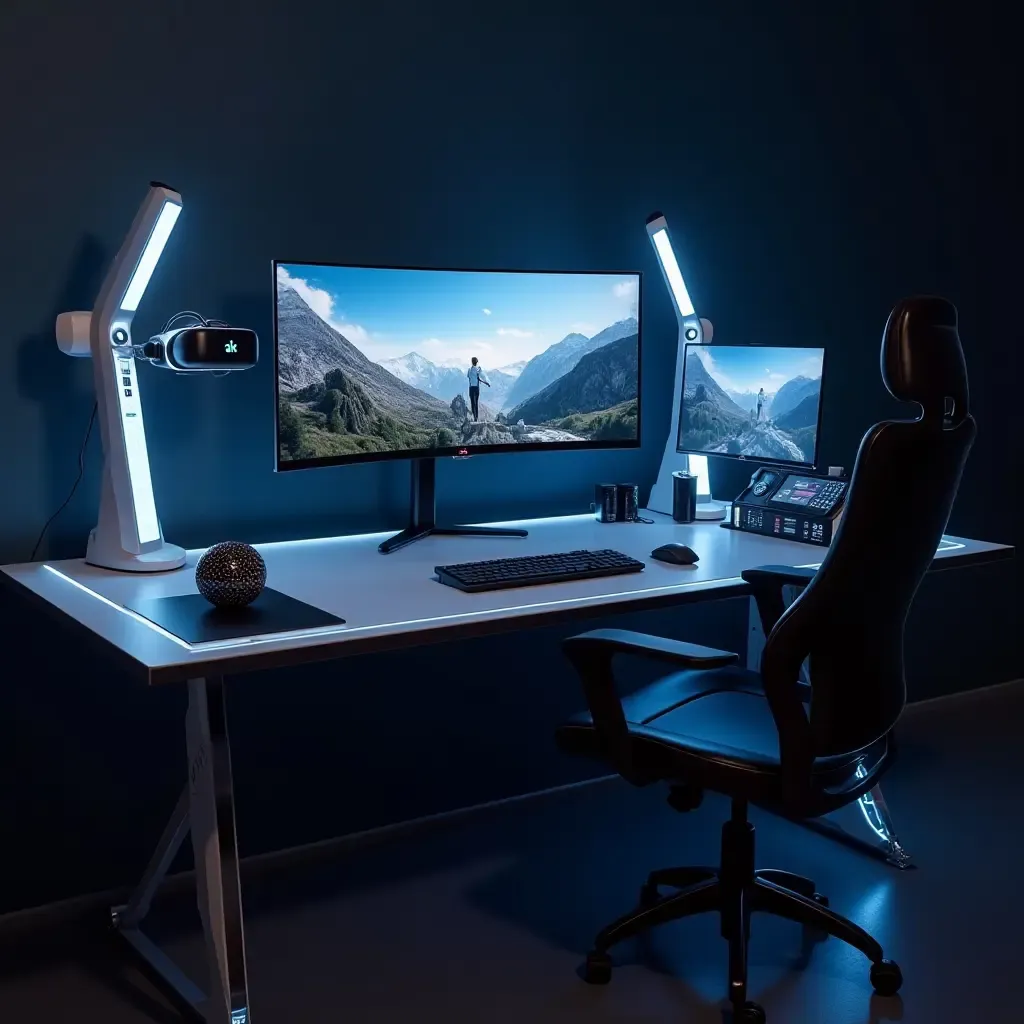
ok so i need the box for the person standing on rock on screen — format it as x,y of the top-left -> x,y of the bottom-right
466,357 -> 491,421
756,386 -> 766,423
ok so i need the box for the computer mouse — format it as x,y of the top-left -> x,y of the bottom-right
651,543 -> 699,566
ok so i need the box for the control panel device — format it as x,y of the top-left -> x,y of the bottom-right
726,467 -> 848,546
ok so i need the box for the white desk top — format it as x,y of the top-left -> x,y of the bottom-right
0,511 -> 1011,685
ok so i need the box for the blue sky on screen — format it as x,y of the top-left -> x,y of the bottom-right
277,264 -> 639,365
692,344 -> 824,393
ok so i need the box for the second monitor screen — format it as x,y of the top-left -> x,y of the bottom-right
275,263 -> 641,468
678,344 -> 825,466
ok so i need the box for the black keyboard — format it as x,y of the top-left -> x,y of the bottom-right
435,549 -> 645,593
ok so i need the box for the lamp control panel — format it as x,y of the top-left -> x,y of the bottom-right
726,467 -> 847,546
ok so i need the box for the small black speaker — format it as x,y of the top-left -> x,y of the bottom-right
594,483 -> 639,523
672,471 -> 698,523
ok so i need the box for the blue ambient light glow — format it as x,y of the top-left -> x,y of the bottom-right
650,228 -> 695,317
796,538 -> 964,571
121,201 -> 181,312
855,763 -> 891,841
41,565 -> 190,648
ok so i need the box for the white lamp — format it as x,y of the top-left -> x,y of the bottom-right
56,183 -> 187,572
645,212 -> 727,520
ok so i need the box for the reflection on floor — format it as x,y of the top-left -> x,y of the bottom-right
1,680 -> 1021,1023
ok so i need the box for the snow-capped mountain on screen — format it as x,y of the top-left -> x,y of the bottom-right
378,352 -> 522,406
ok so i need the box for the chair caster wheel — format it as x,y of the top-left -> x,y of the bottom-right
639,882 -> 659,907
870,959 -> 903,996
735,1001 -> 766,1023
582,951 -> 612,985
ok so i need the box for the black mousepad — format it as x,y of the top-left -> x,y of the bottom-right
125,588 -> 345,644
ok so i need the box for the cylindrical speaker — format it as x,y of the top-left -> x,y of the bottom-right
672,471 -> 697,523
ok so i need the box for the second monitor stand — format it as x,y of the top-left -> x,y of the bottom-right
379,458 -> 529,554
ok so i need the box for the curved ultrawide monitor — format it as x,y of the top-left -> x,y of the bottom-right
677,343 -> 826,468
274,262 -> 642,470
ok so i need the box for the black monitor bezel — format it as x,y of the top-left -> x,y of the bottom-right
675,342 -> 826,471
273,260 -> 643,473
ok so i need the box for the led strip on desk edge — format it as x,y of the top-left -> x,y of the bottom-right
40,564 -> 746,655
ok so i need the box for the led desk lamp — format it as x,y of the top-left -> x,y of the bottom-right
55,182 -> 257,572
645,212 -> 727,520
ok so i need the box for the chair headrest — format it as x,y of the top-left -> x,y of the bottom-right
882,296 -> 969,421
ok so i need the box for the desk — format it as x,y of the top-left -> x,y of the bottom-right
1,511 -> 1012,1023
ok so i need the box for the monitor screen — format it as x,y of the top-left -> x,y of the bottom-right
274,263 -> 641,470
677,344 -> 825,467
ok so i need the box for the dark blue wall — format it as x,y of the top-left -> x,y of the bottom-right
0,0 -> 1019,915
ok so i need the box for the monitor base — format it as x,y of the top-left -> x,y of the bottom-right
379,458 -> 528,554
380,523 -> 529,555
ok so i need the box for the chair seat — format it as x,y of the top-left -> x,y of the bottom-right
556,665 -> 886,814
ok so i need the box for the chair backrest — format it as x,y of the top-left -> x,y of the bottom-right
761,297 -> 976,758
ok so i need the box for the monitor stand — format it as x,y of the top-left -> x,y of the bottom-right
379,458 -> 529,554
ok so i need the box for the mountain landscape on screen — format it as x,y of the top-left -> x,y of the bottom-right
767,375 -> 821,420
678,348 -> 823,464
378,352 -> 523,408
507,334 -> 639,440
501,319 -> 637,411
275,270 -> 640,462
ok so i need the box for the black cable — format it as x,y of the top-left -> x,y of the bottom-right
160,310 -> 208,332
29,402 -> 98,562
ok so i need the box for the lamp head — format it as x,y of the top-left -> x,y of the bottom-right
646,212 -> 696,321
54,183 -> 183,356
119,189 -> 182,313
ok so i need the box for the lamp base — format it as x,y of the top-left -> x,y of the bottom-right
84,461 -> 186,572
695,500 -> 728,522
86,529 -> 186,573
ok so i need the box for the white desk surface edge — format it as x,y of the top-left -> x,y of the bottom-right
0,511 -> 1011,680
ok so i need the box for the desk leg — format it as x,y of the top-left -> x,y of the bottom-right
746,597 -> 914,869
112,787 -> 207,1015
111,677 -> 251,1023
186,676 -> 251,1024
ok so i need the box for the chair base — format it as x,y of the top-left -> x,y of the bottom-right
581,800 -> 902,1018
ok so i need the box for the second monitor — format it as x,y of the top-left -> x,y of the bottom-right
678,343 -> 826,468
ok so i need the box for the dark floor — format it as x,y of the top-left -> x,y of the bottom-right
2,680 -> 1022,1024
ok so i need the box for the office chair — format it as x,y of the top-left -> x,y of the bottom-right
556,296 -> 975,1022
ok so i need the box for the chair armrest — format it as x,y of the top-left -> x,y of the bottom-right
742,565 -> 817,637
741,565 -> 817,589
562,628 -> 740,669
561,630 -> 739,786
